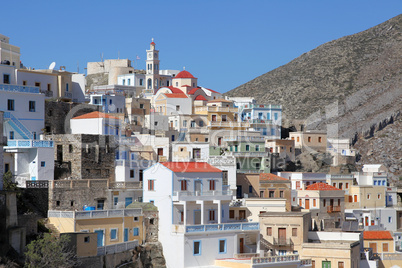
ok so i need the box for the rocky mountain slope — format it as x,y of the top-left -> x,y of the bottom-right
226,15 -> 401,139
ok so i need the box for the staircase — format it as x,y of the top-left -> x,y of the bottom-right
3,112 -> 33,140
177,132 -> 186,142
44,219 -> 60,237
260,234 -> 274,251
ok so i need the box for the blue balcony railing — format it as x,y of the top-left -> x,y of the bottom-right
0,84 -> 40,94
7,140 -> 54,148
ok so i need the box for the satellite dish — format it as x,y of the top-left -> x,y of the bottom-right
49,62 -> 56,70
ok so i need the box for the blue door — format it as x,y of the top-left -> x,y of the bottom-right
125,197 -> 133,207
31,177 -> 36,181
95,230 -> 104,247
124,228 -> 129,242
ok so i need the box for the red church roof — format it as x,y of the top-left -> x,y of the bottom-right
363,231 -> 393,240
306,182 -> 341,191
72,111 -> 120,120
188,87 -> 201,95
174,70 -> 196,79
164,93 -> 188,98
154,86 -> 183,95
260,173 -> 289,181
194,95 -> 207,101
161,162 -> 221,173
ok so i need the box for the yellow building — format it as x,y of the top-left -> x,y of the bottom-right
363,230 -> 394,254
345,185 -> 386,210
48,208 -> 143,247
194,99 -> 249,130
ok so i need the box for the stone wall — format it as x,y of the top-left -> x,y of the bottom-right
78,250 -> 133,268
143,210 -> 159,243
44,134 -> 116,181
45,101 -> 99,135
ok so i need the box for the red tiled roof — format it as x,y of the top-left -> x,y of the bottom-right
161,162 -> 221,173
260,173 -> 289,181
204,87 -> 220,94
195,95 -> 207,101
174,70 -> 196,79
306,182 -> 341,191
188,88 -> 200,95
164,93 -> 188,98
207,98 -> 232,103
150,41 -> 155,45
363,231 -> 393,240
154,86 -> 183,95
72,111 -> 120,120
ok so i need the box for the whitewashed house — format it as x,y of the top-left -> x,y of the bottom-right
70,111 -> 121,136
143,162 -> 260,268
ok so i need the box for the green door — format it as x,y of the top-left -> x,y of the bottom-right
322,261 -> 331,268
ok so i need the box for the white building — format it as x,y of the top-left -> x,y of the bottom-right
353,164 -> 388,186
88,93 -> 125,114
143,162 -> 260,268
70,111 -> 121,136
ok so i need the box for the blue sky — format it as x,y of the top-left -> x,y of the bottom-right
2,1 -> 401,93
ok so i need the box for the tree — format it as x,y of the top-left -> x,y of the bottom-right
3,171 -> 17,191
24,233 -> 78,268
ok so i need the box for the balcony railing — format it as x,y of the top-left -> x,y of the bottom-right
48,208 -> 142,219
109,181 -> 142,189
0,84 -> 40,94
247,119 -> 274,125
207,156 -> 236,166
173,189 -> 232,198
195,106 -> 239,113
242,104 -> 282,110
6,139 -> 54,148
251,254 -> 300,264
223,136 -> 265,142
64,92 -> 72,98
173,222 -> 259,234
327,205 -> 341,213
41,90 -> 54,97
226,151 -> 267,157
209,121 -> 249,128
273,238 -> 293,246
97,240 -> 139,256
115,159 -> 153,168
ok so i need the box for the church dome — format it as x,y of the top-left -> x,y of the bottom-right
174,70 -> 196,79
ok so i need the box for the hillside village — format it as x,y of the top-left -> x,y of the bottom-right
0,34 -> 401,268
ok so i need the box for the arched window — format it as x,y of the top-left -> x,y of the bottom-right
147,79 -> 152,89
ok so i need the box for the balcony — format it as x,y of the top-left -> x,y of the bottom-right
247,119 -> 274,125
186,127 -> 209,134
327,205 -> 341,213
195,106 -> 239,113
6,139 -> 54,148
172,187 -> 233,201
207,156 -> 236,166
209,121 -> 249,128
48,208 -> 142,219
273,238 -> 294,246
115,159 -> 153,169
226,151 -> 268,157
172,222 -> 259,234
242,104 -> 282,110
41,90 -> 54,97
224,136 -> 265,142
109,181 -> 142,189
0,84 -> 40,94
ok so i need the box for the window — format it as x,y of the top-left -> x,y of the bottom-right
41,161 -> 46,167
193,241 -> 201,255
338,262 -> 344,268
255,145 -> 260,151
378,194 -> 381,199
292,228 -> 297,236
308,137 -> 311,142
176,105 -> 180,111
312,260 -> 315,268
266,227 -> 272,236
388,216 -> 392,223
139,79 -> 143,86
66,83 -> 69,91
249,185 -> 253,193
148,180 -> 155,191
3,74 -> 10,84
246,145 -> 250,151
322,261 -> 331,268
35,82 -> 41,88
110,229 -> 118,240
97,200 -> 105,210
323,199 -> 326,207
199,120 -> 204,127
114,197 -> 118,206
269,191 -> 275,198
222,115 -> 227,122
274,113 -> 278,120
183,120 -> 187,127
313,199 -> 316,207
219,239 -> 226,254
191,121 -> 196,128
23,80 -> 27,85
7,99 -> 14,111
383,243 -> 389,252
133,216 -> 139,222
181,180 -> 187,191
9,131 -> 14,140
84,236 -> 90,243
130,169 -> 135,178
209,210 -> 215,221
318,137 -> 322,143
346,183 -> 349,189
229,210 -> 234,219
127,78 -> 131,85
209,180 -> 216,191
279,191 -> 284,198
367,194 -> 371,200
56,200 -> 60,206
260,191 -> 264,197
297,137 -> 300,142
133,227 -> 139,236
